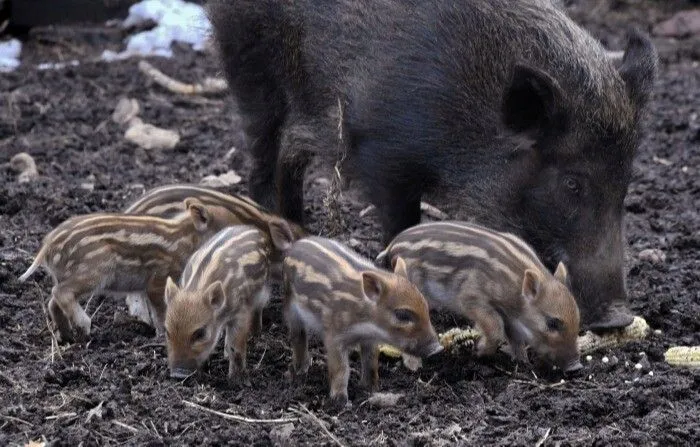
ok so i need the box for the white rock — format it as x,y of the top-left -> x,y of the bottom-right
125,122 -> 180,150
602,356 -> 609,364
200,170 -> 242,187
634,363 -> 643,370
112,98 -> 141,126
638,248 -> 666,264
585,355 -> 593,362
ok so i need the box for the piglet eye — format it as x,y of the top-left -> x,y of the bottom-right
191,327 -> 207,343
546,316 -> 564,333
563,177 -> 580,194
393,309 -> 417,324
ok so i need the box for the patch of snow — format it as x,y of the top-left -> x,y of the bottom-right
0,39 -> 21,72
102,0 -> 211,61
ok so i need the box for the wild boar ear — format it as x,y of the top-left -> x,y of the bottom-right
205,281 -> 226,312
164,276 -> 179,307
502,63 -> 566,138
619,27 -> 658,110
268,218 -> 295,252
185,198 -> 210,232
361,271 -> 384,303
521,269 -> 541,303
554,262 -> 569,285
392,256 -> 409,279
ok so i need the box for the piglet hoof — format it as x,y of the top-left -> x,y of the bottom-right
228,372 -> 252,388
285,367 -> 308,385
325,394 -> 351,414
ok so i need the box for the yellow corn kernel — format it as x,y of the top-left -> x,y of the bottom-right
664,346 -> 700,368
577,316 -> 650,355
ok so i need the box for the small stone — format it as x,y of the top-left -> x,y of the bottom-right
653,10 -> 700,38
367,392 -> 404,408
638,248 -> 666,264
112,98 -> 140,126
224,147 -> 237,160
602,356 -> 609,364
402,354 -> 423,371
648,371 -> 654,377
682,166 -> 689,173
585,355 -> 593,362
442,423 -> 462,437
654,329 -> 662,335
80,182 -> 95,192
348,238 -> 362,249
270,423 -> 294,447
125,122 -> 180,150
634,363 -> 643,370
200,170 -> 242,187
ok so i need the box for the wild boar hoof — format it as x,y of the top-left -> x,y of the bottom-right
587,304 -> 635,332
325,394 -> 350,413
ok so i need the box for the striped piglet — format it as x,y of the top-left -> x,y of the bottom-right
163,221 -> 294,384
377,221 -> 582,372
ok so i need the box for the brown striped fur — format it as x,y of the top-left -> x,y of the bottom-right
122,184 -> 306,326
19,199 -> 229,343
163,224 -> 290,384
283,236 -> 442,409
377,221 -> 582,372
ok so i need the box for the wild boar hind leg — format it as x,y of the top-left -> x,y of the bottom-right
324,333 -> 351,410
227,313 -> 253,387
359,342 -> 379,391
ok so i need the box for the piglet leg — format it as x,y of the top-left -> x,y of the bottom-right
324,333 -> 350,411
359,342 -> 379,391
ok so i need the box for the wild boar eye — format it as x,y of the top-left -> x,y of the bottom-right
191,327 -> 207,343
563,176 -> 580,195
393,309 -> 417,324
546,316 -> 564,332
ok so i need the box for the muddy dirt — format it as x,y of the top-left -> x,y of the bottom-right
1,1 -> 699,445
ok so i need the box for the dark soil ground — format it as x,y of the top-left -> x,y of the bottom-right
1,1 -> 699,445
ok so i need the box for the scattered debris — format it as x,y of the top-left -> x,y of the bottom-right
10,152 -> 39,183
86,401 -> 104,423
638,248 -> 666,264
442,423 -> 462,438
420,202 -> 449,220
0,38 -> 21,72
367,392 -> 404,408
102,0 -> 212,60
347,238 -> 362,249
653,10 -> 700,38
359,205 -> 375,218
183,400 -> 297,424
80,174 -> 96,192
23,441 -> 45,447
664,346 -> 700,368
652,155 -> 673,166
270,423 -> 295,446
139,60 -> 228,95
125,122 -> 180,150
200,171 -> 242,187
112,98 -> 141,126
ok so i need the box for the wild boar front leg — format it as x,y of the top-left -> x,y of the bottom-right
359,342 -> 379,391
324,333 -> 350,410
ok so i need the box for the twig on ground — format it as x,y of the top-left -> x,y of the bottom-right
113,420 -> 140,434
535,427 -> 552,447
290,405 -> 346,447
182,400 -> 297,424
1,414 -> 33,427
45,412 -> 78,420
138,61 -> 228,95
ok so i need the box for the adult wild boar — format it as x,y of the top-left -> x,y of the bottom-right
207,0 -> 658,330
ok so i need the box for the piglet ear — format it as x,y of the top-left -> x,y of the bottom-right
502,63 -> 567,139
185,198 -> 210,232
392,256 -> 409,279
164,276 -> 179,307
204,281 -> 226,312
361,271 -> 384,303
553,262 -> 569,285
268,218 -> 295,252
521,269 -> 541,303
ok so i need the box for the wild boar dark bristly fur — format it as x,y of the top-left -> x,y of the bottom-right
207,0 -> 658,330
